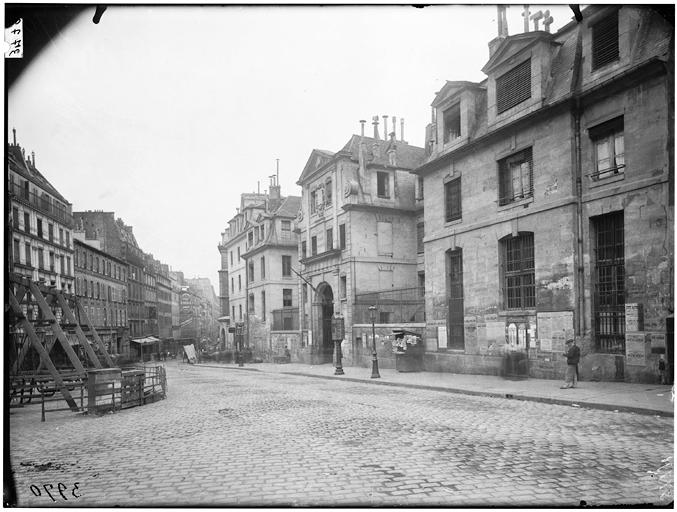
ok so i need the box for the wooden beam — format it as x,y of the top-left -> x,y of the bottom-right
54,292 -> 104,369
7,293 -> 79,411
29,282 -> 86,376
74,298 -> 115,368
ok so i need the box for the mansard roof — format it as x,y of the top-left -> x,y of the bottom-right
339,134 -> 426,170
296,148 -> 335,185
7,144 -> 70,205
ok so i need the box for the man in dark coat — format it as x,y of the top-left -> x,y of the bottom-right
561,338 -> 580,389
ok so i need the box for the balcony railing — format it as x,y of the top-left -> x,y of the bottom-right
8,181 -> 74,228
272,307 -> 299,331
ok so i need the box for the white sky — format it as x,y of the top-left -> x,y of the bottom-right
8,3 -> 576,288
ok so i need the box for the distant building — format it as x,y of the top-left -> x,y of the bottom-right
156,263 -> 173,341
240,176 -> 302,357
73,211 -> 148,339
73,234 -> 128,354
413,5 -> 673,383
296,123 -> 426,365
8,136 -> 74,293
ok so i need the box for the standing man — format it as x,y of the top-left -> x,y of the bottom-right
561,338 -> 580,389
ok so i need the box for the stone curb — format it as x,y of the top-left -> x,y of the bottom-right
191,363 -> 672,418
278,371 -> 673,418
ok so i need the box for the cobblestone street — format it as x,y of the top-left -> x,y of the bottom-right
8,362 -> 674,507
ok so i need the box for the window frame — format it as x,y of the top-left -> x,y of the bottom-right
498,147 -> 533,206
282,288 -> 293,308
376,171 -> 390,199
442,102 -> 461,143
282,255 -> 292,277
444,177 -> 462,223
501,233 -> 536,310
589,116 -> 625,181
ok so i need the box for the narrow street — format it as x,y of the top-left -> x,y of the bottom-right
8,362 -> 673,507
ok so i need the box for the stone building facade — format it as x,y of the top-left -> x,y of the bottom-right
240,178 -> 302,358
296,125 -> 426,365
8,139 -> 74,294
73,234 -> 128,354
413,5 -> 673,383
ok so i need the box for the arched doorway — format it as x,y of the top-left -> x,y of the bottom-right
312,283 -> 334,364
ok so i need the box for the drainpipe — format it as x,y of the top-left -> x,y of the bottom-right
573,97 -> 585,337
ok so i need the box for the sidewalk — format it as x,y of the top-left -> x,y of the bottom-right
195,361 -> 674,417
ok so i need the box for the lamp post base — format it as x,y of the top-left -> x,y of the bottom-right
371,357 -> 381,379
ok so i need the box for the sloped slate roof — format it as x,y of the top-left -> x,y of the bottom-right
274,195 -> 302,218
8,144 -> 70,204
340,134 -> 426,170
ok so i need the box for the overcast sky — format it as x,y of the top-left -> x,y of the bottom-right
8,3 -> 576,288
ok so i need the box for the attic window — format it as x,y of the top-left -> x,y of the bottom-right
443,103 -> 461,143
377,172 -> 390,198
496,59 -> 531,114
592,11 -> 619,70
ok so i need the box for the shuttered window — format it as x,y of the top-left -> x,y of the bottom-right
444,178 -> 462,222
496,59 -> 531,114
592,11 -> 619,70
498,147 -> 533,205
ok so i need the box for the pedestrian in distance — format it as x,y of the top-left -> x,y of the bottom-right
561,338 -> 580,389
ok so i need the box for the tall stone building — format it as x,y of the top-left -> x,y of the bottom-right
240,176 -> 302,357
413,5 -> 673,383
73,233 -> 128,354
8,137 -> 74,293
219,191 -> 269,342
296,122 -> 426,365
73,211 -> 148,339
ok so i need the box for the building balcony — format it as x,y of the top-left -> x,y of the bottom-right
8,181 -> 74,228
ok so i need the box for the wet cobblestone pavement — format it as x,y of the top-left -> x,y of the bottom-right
7,362 -> 674,507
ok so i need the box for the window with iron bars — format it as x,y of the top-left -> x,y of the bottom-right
496,59 -> 531,114
501,233 -> 535,310
498,147 -> 533,206
592,10 -> 619,70
593,211 -> 625,354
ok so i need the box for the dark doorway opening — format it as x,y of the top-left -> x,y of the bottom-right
313,283 -> 334,364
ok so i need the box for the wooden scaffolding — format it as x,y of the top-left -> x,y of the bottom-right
7,273 -> 115,411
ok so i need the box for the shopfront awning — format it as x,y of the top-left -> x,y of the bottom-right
131,336 -> 161,345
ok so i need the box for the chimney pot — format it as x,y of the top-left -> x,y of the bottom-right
359,120 -> 366,137
372,116 -> 380,140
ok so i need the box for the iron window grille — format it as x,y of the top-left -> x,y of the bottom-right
496,59 -> 531,114
282,289 -> 293,307
443,103 -> 461,143
499,147 -> 533,205
593,211 -> 625,354
447,249 -> 465,350
592,10 -> 619,70
445,178 -> 462,222
501,233 -> 535,310
589,116 -> 625,180
281,220 -> 291,239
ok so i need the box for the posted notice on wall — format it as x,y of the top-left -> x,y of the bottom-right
437,326 -> 447,349
537,311 -> 573,352
625,332 -> 648,366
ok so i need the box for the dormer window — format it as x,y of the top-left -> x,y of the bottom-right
377,172 -> 390,198
443,103 -> 461,143
496,59 -> 531,114
592,10 -> 619,70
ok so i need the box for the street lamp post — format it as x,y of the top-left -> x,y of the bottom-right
332,311 -> 345,376
368,305 -> 380,379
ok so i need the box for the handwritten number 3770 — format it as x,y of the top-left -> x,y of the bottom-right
30,483 -> 81,501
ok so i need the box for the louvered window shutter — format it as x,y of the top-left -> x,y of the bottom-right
496,59 -> 531,114
592,11 -> 619,70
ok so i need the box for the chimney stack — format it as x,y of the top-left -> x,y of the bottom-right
400,118 -> 405,142
12,128 -> 16,146
359,120 -> 366,137
31,151 -> 35,167
372,116 -> 380,140
382,115 -> 389,139
392,116 -> 397,140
